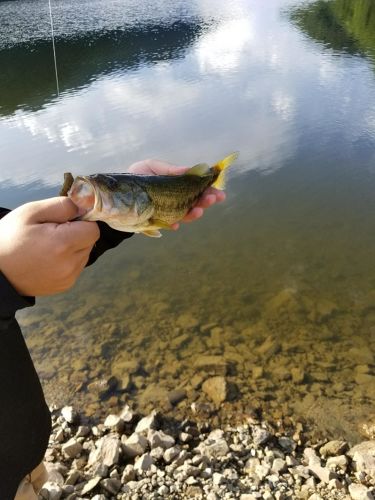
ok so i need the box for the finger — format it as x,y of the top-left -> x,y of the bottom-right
22,197 -> 80,224
182,207 -> 204,223
171,222 -> 180,230
195,193 -> 217,209
147,160 -> 188,176
57,220 -> 100,250
199,187 -> 226,202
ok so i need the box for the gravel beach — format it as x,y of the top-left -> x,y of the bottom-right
39,405 -> 375,500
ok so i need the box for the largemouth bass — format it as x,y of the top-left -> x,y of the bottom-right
60,152 -> 238,237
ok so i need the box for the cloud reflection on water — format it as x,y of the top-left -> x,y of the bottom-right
0,0 -> 375,191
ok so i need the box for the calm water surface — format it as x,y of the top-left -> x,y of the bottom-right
1,0 -> 375,441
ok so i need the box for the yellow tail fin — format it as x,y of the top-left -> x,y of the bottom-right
212,152 -> 238,190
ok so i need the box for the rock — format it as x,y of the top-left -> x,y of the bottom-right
150,446 -> 164,460
76,425 -> 90,438
121,464 -> 136,483
148,429 -> 175,449
348,440 -> 375,458
119,404 -> 134,423
355,374 -> 375,385
100,478 -> 121,495
348,441 -> 375,479
177,313 -> 199,328
90,462 -> 109,478
158,485 -> 169,495
308,464 -> 336,484
252,426 -> 271,446
319,440 -> 348,457
291,367 -> 305,384
135,411 -> 158,433
272,458 -> 287,473
304,447 -> 320,466
185,485 -> 203,497
44,464 -> 65,486
81,476 -> 101,495
194,355 -> 228,375
65,470 -> 80,485
168,389 -> 187,405
39,482 -> 62,500
164,446 -> 181,463
104,414 -> 124,433
326,455 -> 348,469
278,436 -> 296,452
202,376 -> 232,405
348,483 -> 374,500
92,496 -> 106,500
197,429 -> 229,458
134,453 -> 153,472
61,406 -> 79,424
61,438 -> 82,459
213,472 -> 225,485
252,366 -> 264,379
88,435 -> 121,467
122,432 -> 148,458
255,336 -> 282,359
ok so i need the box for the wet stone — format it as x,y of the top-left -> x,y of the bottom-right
202,376 -> 229,405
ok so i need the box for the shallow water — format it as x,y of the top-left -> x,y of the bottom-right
1,0 -> 375,442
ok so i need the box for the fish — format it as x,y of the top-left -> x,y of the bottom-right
60,152 -> 238,237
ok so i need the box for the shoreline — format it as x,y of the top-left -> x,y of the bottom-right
39,405 -> 375,499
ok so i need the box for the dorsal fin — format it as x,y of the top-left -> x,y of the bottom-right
185,163 -> 211,177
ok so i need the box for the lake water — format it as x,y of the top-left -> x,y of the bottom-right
1,0 -> 374,442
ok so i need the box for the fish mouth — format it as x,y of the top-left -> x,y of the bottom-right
68,176 -> 103,217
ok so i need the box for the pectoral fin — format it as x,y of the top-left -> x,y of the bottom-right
142,229 -> 162,238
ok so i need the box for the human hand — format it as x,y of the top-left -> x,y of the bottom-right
0,197 -> 100,296
127,159 -> 226,229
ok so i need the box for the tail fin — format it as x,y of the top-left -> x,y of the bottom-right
212,152 -> 238,190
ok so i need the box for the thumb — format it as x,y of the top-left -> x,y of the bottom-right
22,197 -> 80,224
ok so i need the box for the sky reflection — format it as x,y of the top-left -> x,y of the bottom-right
0,0 -> 375,192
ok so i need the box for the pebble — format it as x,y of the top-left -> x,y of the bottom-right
41,406 -> 375,500
348,483 -> 374,500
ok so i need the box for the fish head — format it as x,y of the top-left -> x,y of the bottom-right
68,174 -> 149,223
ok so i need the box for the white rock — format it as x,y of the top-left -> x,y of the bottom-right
197,430 -> 229,458
163,446 -> 181,463
308,463 -> 336,484
326,455 -> 348,469
213,472 -> 225,485
61,406 -> 78,424
122,432 -> 148,458
92,496 -> 106,500
134,453 -> 153,472
88,435 -> 121,467
147,429 -> 175,449
81,476 -> 101,495
40,482 -> 62,500
135,411 -> 158,433
348,483 -> 374,500
104,414 -> 124,432
158,485 -> 169,495
62,438 -> 82,459
75,425 -> 90,438
119,404 -> 134,422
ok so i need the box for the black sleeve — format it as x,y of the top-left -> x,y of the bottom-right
86,221 -> 133,266
0,273 -> 51,499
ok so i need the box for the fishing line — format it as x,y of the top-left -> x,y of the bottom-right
48,0 -> 60,96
